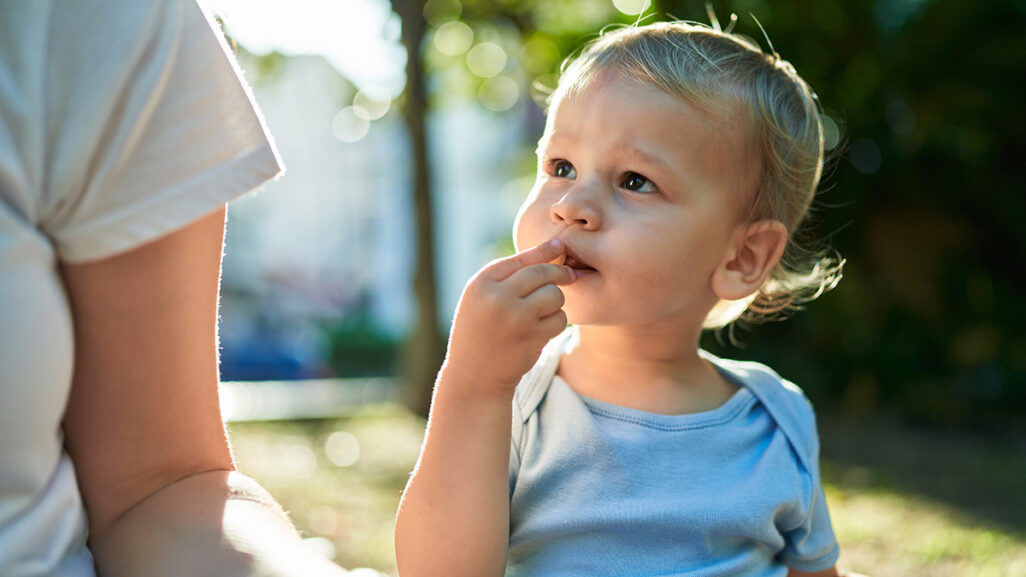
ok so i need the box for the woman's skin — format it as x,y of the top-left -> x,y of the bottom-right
61,207 -> 346,577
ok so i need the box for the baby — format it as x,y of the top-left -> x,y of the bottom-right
396,19 -> 856,577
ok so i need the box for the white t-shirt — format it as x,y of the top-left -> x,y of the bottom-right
0,1 -> 282,575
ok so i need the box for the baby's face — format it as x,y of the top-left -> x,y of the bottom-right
513,71 -> 760,329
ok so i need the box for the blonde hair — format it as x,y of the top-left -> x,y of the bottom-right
552,20 -> 843,328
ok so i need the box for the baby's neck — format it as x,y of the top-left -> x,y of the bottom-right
557,324 -> 737,415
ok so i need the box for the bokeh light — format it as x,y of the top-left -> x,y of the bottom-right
422,0 -> 462,25
353,88 -> 392,121
885,99 -> 916,136
822,114 -> 841,151
478,75 -> 520,111
434,20 -> 474,55
332,106 -> 371,143
282,441 -> 318,478
612,0 -> 651,16
466,42 -> 507,78
850,137 -> 882,174
325,430 -> 361,467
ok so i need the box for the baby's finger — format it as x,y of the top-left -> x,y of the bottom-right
522,283 -> 565,319
486,239 -> 565,281
536,308 -> 569,338
506,263 -> 577,297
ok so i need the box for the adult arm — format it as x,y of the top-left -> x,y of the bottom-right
61,208 -> 345,577
394,240 -> 576,577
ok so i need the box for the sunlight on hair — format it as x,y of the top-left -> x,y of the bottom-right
703,295 -> 758,329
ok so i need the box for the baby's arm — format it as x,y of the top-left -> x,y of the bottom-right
394,239 -> 576,577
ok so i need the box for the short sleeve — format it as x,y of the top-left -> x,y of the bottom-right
38,0 -> 282,262
716,356 -> 841,571
508,328 -> 574,495
778,419 -> 840,571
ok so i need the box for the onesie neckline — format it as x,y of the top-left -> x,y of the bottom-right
551,374 -> 756,431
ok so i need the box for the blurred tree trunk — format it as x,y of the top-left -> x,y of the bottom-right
394,0 -> 446,418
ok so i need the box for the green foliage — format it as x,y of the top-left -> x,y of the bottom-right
421,0 -> 645,110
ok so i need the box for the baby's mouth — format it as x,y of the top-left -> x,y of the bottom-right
553,250 -> 595,272
564,255 -> 593,271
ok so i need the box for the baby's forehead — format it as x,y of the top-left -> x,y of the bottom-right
543,71 -> 756,149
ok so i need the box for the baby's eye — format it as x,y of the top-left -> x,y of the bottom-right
552,160 -> 577,179
622,172 -> 657,193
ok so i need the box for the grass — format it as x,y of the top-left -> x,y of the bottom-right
228,404 -> 1026,577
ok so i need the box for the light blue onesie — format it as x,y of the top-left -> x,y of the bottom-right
507,328 -> 840,576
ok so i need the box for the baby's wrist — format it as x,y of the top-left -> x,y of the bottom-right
436,360 -> 518,406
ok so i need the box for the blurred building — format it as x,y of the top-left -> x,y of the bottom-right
220,52 -> 529,380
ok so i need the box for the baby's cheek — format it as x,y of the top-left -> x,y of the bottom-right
512,200 -> 543,252
511,218 -> 525,253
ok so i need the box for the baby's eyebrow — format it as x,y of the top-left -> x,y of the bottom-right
615,143 -> 672,172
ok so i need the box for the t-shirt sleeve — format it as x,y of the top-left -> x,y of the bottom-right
780,479 -> 840,571
778,409 -> 841,571
40,0 -> 282,263
731,360 -> 841,571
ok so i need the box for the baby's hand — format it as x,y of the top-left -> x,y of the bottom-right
443,239 -> 577,399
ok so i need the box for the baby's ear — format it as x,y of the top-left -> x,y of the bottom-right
712,219 -> 788,301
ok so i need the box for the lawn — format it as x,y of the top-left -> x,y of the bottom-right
228,404 -> 1026,576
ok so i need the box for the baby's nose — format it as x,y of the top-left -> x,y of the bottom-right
550,185 -> 602,229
